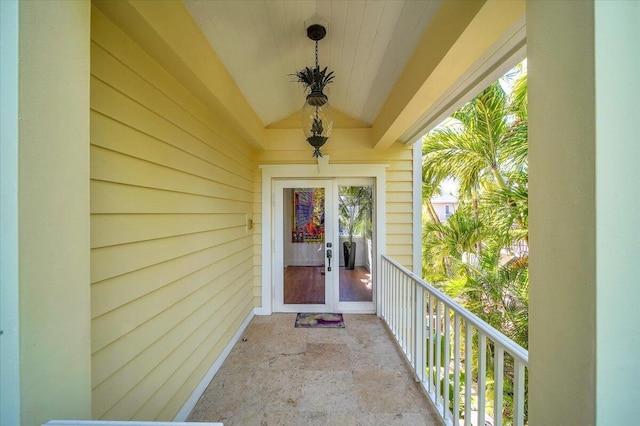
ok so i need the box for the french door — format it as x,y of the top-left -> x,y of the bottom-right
273,178 -> 375,313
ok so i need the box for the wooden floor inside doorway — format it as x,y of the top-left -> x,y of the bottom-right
283,266 -> 372,304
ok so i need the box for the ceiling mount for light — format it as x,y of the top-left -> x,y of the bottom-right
291,23 -> 334,158
306,24 -> 326,41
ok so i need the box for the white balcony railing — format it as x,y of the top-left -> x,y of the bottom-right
380,255 -> 528,426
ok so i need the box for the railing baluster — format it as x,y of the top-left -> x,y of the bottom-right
398,270 -> 403,346
412,279 -> 416,366
412,278 -> 417,371
383,259 -> 388,315
494,345 -> 504,426
398,268 -> 402,338
415,283 -> 425,382
403,273 -> 408,354
404,274 -> 409,358
453,314 -> 461,425
427,292 -> 434,394
443,306 -> 450,420
435,299 -> 441,406
398,277 -> 407,351
411,281 -> 420,372
464,322 -> 472,426
478,334 -> 487,426
404,274 -> 410,356
388,261 -> 392,322
392,265 -> 396,334
381,259 -> 387,319
514,358 -> 525,426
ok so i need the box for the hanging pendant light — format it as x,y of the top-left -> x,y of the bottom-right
291,24 -> 334,157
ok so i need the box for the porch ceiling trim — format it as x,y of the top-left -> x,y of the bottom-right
372,0 -> 526,149
93,0 -> 266,150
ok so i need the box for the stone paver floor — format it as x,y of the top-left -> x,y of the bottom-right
187,314 -> 443,426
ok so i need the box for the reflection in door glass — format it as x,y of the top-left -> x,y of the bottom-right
283,188 -> 325,304
338,185 -> 374,302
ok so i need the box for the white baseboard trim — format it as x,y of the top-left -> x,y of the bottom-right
173,309 -> 256,421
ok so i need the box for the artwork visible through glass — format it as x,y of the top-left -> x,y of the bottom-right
292,188 -> 325,243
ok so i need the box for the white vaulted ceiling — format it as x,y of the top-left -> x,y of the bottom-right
183,0 -> 441,127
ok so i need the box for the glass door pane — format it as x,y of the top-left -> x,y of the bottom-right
274,179 -> 336,313
338,185 -> 374,303
283,187 -> 326,305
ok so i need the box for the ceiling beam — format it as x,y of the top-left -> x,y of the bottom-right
93,0 -> 266,150
372,0 -> 526,150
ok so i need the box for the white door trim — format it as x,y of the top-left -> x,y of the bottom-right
257,161 -> 387,315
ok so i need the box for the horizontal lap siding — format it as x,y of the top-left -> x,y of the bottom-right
385,155 -> 415,270
90,7 -> 256,420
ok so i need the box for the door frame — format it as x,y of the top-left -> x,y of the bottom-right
258,162 -> 387,315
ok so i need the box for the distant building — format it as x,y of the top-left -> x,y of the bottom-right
431,192 -> 458,222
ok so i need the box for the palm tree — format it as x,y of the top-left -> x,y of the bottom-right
423,76 -> 528,236
422,65 -> 529,425
422,206 -> 485,279
422,165 -> 445,225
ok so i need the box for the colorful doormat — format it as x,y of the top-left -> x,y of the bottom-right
295,313 -> 345,328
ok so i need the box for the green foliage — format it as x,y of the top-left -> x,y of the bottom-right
422,65 -> 528,423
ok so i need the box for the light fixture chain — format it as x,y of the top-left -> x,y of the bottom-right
315,40 -> 319,68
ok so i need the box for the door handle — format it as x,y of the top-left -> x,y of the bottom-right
326,248 -> 332,272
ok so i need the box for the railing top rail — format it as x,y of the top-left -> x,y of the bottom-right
382,254 -> 529,364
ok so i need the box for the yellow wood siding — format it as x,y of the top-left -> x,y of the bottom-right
384,154 -> 415,270
90,7 -> 256,420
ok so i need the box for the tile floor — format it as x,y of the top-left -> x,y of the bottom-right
187,314 -> 443,425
